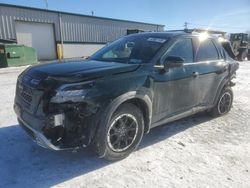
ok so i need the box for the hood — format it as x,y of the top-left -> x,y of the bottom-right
25,60 -> 140,81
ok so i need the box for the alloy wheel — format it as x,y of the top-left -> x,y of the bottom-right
107,114 -> 138,152
218,92 -> 232,115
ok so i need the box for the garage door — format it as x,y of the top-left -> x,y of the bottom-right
15,21 -> 56,60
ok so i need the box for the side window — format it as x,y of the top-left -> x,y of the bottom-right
195,39 -> 219,61
164,38 -> 193,63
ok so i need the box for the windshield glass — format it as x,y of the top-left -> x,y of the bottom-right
90,35 -> 168,64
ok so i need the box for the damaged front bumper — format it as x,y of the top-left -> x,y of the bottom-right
14,101 -> 90,151
18,118 -> 68,150
14,76 -> 101,151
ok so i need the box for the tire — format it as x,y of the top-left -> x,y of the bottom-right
210,87 -> 233,117
238,50 -> 248,61
95,103 -> 144,161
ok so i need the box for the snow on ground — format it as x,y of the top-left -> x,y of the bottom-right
0,62 -> 250,188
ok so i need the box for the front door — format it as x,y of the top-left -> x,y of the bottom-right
152,37 -> 199,123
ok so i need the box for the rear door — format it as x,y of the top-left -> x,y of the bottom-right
193,37 -> 229,106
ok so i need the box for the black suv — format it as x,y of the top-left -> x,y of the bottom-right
14,32 -> 239,160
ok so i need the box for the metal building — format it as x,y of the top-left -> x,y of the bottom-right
0,3 -> 164,60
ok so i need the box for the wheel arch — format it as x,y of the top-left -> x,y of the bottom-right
104,91 -> 152,134
92,91 -> 153,157
213,77 -> 230,106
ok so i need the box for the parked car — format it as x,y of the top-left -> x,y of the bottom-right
14,31 -> 239,160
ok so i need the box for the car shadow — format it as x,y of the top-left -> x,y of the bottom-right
0,112 -> 212,188
139,112 -> 212,149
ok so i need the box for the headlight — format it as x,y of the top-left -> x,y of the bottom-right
50,89 -> 87,103
50,81 -> 94,103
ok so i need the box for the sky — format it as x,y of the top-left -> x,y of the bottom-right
0,0 -> 250,33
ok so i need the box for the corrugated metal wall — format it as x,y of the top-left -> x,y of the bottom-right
61,14 -> 163,43
0,4 -> 164,43
0,6 -> 60,41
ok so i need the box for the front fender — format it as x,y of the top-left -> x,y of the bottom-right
92,91 -> 152,157
104,91 -> 152,131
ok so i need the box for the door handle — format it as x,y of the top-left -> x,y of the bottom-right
192,72 -> 199,77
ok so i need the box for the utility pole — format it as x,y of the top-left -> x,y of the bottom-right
184,22 -> 189,30
44,0 -> 48,9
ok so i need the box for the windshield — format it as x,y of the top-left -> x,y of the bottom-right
90,35 -> 168,64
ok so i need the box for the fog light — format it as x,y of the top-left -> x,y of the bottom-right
54,114 -> 65,127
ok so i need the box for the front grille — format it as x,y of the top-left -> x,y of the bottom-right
18,81 -> 33,106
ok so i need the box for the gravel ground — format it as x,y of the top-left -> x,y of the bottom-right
0,62 -> 249,188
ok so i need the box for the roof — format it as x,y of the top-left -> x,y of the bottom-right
127,32 -> 185,38
192,28 -> 226,35
0,3 -> 165,27
127,31 -> 222,41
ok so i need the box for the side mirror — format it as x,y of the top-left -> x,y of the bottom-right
154,56 -> 184,72
164,56 -> 184,68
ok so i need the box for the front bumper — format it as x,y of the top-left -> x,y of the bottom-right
18,118 -> 65,150
14,102 -> 82,151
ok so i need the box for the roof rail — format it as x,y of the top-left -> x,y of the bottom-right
165,29 -> 190,33
192,28 -> 226,35
165,28 -> 226,35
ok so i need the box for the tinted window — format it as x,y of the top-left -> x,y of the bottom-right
164,38 -> 193,63
196,39 -> 219,61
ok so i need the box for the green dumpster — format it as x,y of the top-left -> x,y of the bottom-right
0,44 -> 37,68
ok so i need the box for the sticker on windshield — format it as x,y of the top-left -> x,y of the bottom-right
147,38 -> 167,43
